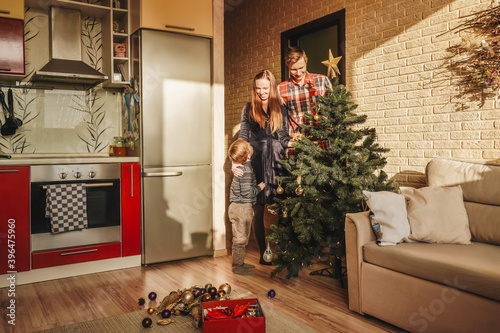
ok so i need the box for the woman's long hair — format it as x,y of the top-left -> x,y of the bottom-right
250,70 -> 283,133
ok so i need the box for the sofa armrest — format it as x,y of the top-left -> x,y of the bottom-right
345,211 -> 375,314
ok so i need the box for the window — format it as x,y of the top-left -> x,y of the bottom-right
281,9 -> 345,85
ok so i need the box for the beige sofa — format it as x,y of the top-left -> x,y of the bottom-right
345,158 -> 500,333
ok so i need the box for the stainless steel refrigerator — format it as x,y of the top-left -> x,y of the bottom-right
132,29 -> 213,265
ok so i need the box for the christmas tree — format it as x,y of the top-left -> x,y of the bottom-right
268,79 -> 395,279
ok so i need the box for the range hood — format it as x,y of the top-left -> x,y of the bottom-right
32,7 -> 108,85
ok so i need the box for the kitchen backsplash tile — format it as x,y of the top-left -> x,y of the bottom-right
0,6 -> 124,154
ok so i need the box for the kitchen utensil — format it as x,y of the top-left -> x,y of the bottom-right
7,88 -> 22,128
0,89 -> 17,136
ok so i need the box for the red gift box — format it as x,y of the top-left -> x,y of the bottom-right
202,298 -> 265,333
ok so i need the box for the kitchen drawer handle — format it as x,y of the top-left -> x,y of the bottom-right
60,249 -> 98,256
165,24 -> 195,31
143,171 -> 183,177
42,182 -> 114,189
0,169 -> 19,173
0,10 -> 10,14
0,67 -> 11,71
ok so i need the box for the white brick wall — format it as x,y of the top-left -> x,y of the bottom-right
226,0 -> 499,189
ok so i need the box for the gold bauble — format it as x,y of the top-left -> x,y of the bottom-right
277,185 -> 284,194
181,291 -> 194,304
314,114 -> 320,120
295,185 -> 304,196
147,307 -> 155,314
219,283 -> 231,295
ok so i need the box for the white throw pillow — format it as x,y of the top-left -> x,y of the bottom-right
363,190 -> 410,246
400,185 -> 471,245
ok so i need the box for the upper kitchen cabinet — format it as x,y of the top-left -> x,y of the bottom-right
130,0 -> 212,38
0,18 -> 25,76
0,0 -> 24,20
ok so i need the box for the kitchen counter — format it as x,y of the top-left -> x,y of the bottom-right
0,154 -> 140,166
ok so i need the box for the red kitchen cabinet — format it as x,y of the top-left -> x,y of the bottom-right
0,166 -> 30,274
121,163 -> 141,256
0,18 -> 25,76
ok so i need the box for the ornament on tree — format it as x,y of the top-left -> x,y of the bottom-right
282,208 -> 288,218
295,185 -> 304,196
321,49 -> 342,78
142,317 -> 152,328
277,179 -> 284,194
314,113 -> 320,121
263,241 -> 273,263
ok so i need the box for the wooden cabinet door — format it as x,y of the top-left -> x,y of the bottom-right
140,0 -> 212,37
121,163 -> 141,256
0,0 -> 24,20
0,166 -> 30,274
0,18 -> 25,75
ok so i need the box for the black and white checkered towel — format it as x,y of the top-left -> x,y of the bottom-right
45,183 -> 88,234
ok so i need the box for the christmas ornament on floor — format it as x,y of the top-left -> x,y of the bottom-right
267,289 -> 276,298
141,317 -> 152,328
139,282 -> 233,328
161,309 -> 171,318
138,298 -> 145,306
148,292 -> 157,301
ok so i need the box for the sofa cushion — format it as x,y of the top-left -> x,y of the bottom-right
464,202 -> 500,246
363,241 -> 500,302
426,158 -> 500,206
426,158 -> 500,246
400,186 -> 471,244
362,190 -> 410,246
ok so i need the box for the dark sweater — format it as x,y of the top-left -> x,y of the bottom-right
238,102 -> 290,204
229,161 -> 262,204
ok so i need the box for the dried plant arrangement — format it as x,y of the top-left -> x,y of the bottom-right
446,2 -> 500,98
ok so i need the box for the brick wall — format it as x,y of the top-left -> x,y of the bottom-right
225,0 -> 499,191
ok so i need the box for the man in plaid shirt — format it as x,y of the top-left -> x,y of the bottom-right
278,46 -> 332,151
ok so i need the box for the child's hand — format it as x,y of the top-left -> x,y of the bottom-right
231,162 -> 244,177
258,182 -> 265,190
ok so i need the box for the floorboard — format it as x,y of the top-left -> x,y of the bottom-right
0,249 -> 401,333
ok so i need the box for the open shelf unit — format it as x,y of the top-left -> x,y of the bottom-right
25,0 -> 131,88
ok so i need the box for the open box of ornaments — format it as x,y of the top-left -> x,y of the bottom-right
202,298 -> 265,333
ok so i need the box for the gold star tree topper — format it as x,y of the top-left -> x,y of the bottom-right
321,49 -> 342,78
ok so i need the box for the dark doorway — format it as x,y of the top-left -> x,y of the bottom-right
281,9 -> 345,85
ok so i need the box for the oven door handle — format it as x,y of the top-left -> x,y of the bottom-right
60,249 -> 98,256
41,182 -> 115,189
143,171 -> 183,177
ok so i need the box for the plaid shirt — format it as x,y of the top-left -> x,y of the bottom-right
278,72 -> 332,135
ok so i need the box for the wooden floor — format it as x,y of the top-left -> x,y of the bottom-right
0,248 -> 401,333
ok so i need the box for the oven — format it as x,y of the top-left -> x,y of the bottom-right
30,163 -> 121,252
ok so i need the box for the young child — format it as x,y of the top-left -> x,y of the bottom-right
228,139 -> 265,275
